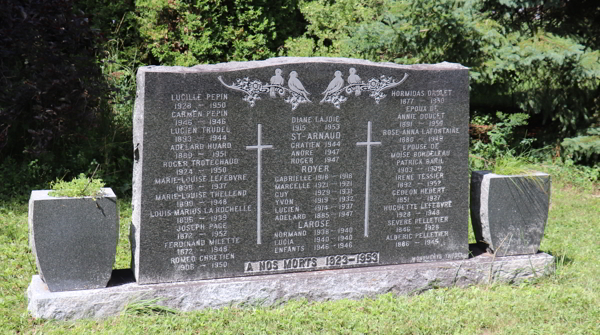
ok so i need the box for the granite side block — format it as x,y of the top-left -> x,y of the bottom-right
131,67 -> 146,281
471,171 -> 551,256
28,189 -> 119,292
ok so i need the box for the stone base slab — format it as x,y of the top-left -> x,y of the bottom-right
27,249 -> 554,320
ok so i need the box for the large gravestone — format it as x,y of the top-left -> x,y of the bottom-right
132,57 -> 470,284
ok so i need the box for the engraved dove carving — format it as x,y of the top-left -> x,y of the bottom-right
269,68 -> 284,98
287,71 -> 311,102
320,70 -> 345,103
347,67 -> 362,96
219,67 -> 408,109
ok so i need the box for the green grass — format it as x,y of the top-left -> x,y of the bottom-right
1,162 -> 598,334
491,155 -> 539,176
49,173 -> 106,198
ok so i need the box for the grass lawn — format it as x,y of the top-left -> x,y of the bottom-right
1,163 -> 598,334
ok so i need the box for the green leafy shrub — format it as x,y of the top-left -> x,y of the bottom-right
135,0 -> 304,65
469,112 -> 534,170
349,0 -> 488,65
311,0 -> 599,137
561,128 -> 600,166
281,0 -> 384,57
49,173 -> 106,198
0,0 -> 108,157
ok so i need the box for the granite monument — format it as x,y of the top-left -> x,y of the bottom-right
132,57 -> 470,284
26,58 -> 558,320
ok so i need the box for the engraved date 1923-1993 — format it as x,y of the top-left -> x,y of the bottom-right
325,252 -> 379,266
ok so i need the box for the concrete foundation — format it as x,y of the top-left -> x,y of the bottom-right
27,248 -> 554,320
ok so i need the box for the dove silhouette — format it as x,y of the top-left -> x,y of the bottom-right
288,71 -> 311,101
321,70 -> 344,103
348,67 -> 362,96
270,68 -> 284,98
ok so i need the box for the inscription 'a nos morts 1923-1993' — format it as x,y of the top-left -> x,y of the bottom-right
132,57 -> 470,284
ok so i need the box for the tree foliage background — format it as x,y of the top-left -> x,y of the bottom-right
1,0 -> 598,200
0,0 -> 114,198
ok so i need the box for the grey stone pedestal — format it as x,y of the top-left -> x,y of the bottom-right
28,189 -> 119,292
471,171 -> 551,255
27,248 -> 554,320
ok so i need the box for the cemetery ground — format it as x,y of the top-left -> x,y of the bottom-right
1,163 -> 597,334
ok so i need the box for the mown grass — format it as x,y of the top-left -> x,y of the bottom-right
1,163 -> 598,334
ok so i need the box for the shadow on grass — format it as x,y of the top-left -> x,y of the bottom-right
543,249 -> 574,268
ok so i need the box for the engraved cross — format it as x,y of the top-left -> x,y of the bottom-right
356,121 -> 381,238
246,124 -> 273,244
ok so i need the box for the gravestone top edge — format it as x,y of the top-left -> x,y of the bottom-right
476,171 -> 550,178
137,57 -> 467,74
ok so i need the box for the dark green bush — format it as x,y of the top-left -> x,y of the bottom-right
561,128 -> 600,166
284,0 -> 599,139
469,112 -> 534,171
0,0 -> 105,156
136,0 -> 304,65
0,0 -> 131,199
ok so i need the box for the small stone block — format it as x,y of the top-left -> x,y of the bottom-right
470,171 -> 551,256
28,189 -> 119,292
